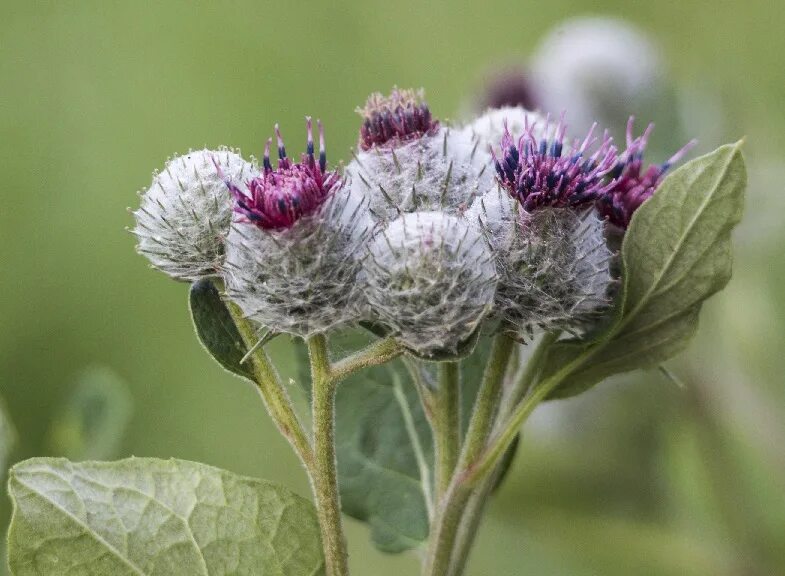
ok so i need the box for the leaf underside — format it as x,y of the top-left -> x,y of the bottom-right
190,279 -> 255,381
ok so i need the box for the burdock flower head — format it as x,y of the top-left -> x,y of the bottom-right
225,118 -> 341,229
480,114 -> 619,335
357,87 -> 439,150
346,88 -> 487,220
493,114 -> 619,211
597,118 -> 697,228
133,148 -> 255,281
223,118 -> 372,336
362,211 -> 497,356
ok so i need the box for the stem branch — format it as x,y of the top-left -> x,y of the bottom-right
224,295 -> 314,468
433,362 -> 461,499
308,334 -> 350,576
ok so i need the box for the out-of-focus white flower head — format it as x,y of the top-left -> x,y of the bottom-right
530,16 -> 664,138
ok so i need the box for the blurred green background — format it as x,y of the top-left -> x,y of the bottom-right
2,1 -> 784,574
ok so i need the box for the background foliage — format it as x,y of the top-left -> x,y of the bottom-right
1,1 -> 783,574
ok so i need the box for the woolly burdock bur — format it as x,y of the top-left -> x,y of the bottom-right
223,119 -> 372,336
363,211 -> 498,356
133,148 -> 255,281
347,88 -> 488,220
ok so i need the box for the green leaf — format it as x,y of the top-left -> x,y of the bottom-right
189,279 -> 254,381
8,458 -> 325,576
47,366 -> 133,461
544,142 -> 746,399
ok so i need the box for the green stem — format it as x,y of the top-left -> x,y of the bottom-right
308,334 -> 350,576
465,347 -> 593,486
330,337 -> 403,382
224,296 -> 314,468
434,362 -> 461,499
447,467 -> 498,576
500,331 -> 559,417
423,334 -> 516,576
459,334 -> 515,467
423,482 -> 472,576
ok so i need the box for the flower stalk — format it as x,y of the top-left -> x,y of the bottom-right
307,334 -> 350,576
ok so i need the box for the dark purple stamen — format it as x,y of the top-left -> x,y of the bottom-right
215,117 -> 341,230
596,117 -> 697,228
357,88 -> 440,150
493,113 -> 619,212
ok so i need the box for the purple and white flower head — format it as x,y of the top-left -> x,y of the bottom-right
493,113 -> 619,211
597,118 -> 696,228
362,211 -> 497,357
450,107 -> 545,195
476,114 -> 619,335
223,118 -> 341,230
496,207 -> 617,336
222,119 -> 373,336
346,88 -> 487,221
357,87 -> 439,151
133,148 -> 255,281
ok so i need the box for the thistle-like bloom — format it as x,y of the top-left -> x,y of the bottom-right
494,114 -> 619,211
347,89 -> 485,220
222,119 -> 373,336
357,87 -> 439,150
222,118 -> 341,230
362,212 -> 497,356
495,208 -> 616,335
597,118 -> 697,228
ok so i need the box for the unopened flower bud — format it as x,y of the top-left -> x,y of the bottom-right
362,212 -> 497,356
223,119 -> 373,336
133,148 -> 255,281
347,88 -> 486,220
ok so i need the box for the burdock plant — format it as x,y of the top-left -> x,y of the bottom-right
7,88 -> 746,576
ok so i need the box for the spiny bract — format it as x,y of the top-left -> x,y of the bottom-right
362,211 -> 498,356
133,148 -> 256,281
224,187 -> 373,337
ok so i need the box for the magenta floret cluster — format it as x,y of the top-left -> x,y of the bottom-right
220,118 -> 342,230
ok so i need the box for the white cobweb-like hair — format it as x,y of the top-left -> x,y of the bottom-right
345,126 -> 487,223
361,211 -> 498,357
133,148 -> 256,281
494,207 -> 617,336
223,187 -> 374,337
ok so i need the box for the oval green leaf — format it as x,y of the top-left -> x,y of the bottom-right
8,457 -> 325,576
543,142 -> 747,398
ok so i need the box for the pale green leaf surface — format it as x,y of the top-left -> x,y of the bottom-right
545,143 -> 746,398
8,458 -> 324,576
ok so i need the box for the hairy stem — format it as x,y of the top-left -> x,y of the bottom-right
330,337 -> 403,382
423,335 -> 515,576
308,334 -> 350,576
434,362 -> 461,499
501,331 -> 559,417
224,295 -> 314,468
459,334 -> 515,467
466,347 -> 593,486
